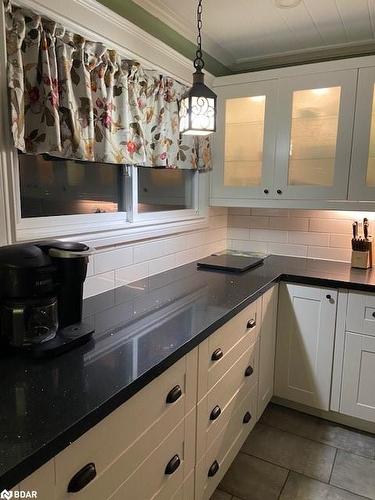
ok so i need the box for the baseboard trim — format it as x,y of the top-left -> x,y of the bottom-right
272,396 -> 375,435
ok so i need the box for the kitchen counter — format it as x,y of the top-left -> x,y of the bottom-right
2,254 -> 375,489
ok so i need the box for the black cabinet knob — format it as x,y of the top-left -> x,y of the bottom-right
243,411 -> 252,424
165,454 -> 181,475
244,365 -> 253,377
208,460 -> 220,477
211,348 -> 223,361
210,405 -> 221,421
166,385 -> 182,404
263,188 -> 269,194
326,294 -> 332,301
67,463 -> 97,493
247,318 -> 256,329
277,189 -> 282,194
372,311 -> 375,318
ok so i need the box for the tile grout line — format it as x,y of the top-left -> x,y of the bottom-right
328,447 -> 338,484
277,469 -> 291,500
258,419 -> 374,461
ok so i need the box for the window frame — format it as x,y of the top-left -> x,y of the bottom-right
9,151 -> 208,244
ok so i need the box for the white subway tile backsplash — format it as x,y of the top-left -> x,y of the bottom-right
228,227 -> 250,241
268,242 -> 308,258
307,246 -> 352,262
329,233 -> 352,248
94,246 -> 133,274
288,231 -> 330,247
115,262 -> 150,286
250,229 -> 288,243
228,208 -> 363,264
269,216 -> 308,232
84,271 -> 115,298
309,218 -> 353,234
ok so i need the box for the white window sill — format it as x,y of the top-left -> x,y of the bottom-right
15,212 -> 209,248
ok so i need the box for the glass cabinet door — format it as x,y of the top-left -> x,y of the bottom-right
211,80 -> 278,203
274,70 -> 357,199
349,67 -> 375,201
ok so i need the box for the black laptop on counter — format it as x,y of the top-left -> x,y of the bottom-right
197,254 -> 265,273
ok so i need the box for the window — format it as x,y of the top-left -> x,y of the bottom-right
15,152 -> 203,241
19,154 -> 126,218
138,168 -> 194,213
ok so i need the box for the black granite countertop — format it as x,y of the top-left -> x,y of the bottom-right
2,254 -> 375,489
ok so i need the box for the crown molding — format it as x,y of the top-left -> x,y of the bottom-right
11,0 -> 215,84
232,39 -> 375,72
133,0 -> 234,68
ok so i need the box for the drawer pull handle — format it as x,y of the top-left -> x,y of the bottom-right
165,454 -> 181,475
264,188 -> 269,194
67,463 -> 97,493
166,385 -> 182,404
243,411 -> 252,424
208,460 -> 220,477
372,312 -> 375,318
244,365 -> 253,377
211,348 -> 223,361
247,318 -> 256,329
210,405 -> 222,421
277,189 -> 282,195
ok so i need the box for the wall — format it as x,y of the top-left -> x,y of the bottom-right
227,208 -> 375,263
83,208 -> 227,298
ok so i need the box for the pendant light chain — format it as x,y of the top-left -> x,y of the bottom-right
194,0 -> 205,71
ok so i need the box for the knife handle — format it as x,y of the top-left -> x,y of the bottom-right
353,221 -> 358,240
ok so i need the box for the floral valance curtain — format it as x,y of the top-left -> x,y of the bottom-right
5,4 -> 211,170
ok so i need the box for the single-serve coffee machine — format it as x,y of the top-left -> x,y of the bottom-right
0,240 -> 94,357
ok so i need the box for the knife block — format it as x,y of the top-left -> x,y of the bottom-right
351,243 -> 373,269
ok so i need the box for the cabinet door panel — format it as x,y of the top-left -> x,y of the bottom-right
274,70 -> 357,199
275,283 -> 337,410
211,80 -> 278,201
349,67 -> 375,200
341,332 -> 375,422
258,284 -> 278,418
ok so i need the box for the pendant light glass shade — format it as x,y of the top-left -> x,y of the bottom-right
179,0 -> 217,136
179,71 -> 217,136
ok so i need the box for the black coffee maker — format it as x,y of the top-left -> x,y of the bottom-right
0,240 -> 94,357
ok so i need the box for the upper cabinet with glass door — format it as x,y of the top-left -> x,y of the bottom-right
211,80 -> 278,202
274,70 -> 357,200
349,67 -> 375,201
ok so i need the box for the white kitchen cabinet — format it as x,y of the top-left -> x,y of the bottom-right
258,284 -> 278,418
340,332 -> 375,423
274,70 -> 357,200
349,67 -> 375,201
211,57 -> 375,208
275,283 -> 337,410
211,80 -> 278,202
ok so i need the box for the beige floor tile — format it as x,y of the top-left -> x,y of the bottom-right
219,452 -> 289,500
280,471 -> 368,499
330,449 -> 375,500
210,490 -> 232,500
261,404 -> 375,459
242,423 -> 336,482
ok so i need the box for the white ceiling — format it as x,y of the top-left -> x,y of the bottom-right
134,0 -> 375,72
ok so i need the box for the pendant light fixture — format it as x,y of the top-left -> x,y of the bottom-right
179,0 -> 217,136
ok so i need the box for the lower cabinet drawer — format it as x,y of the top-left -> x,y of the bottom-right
55,355 -> 192,500
109,419 -> 185,500
195,383 -> 258,500
197,341 -> 259,459
347,292 -> 375,336
198,299 -> 261,400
